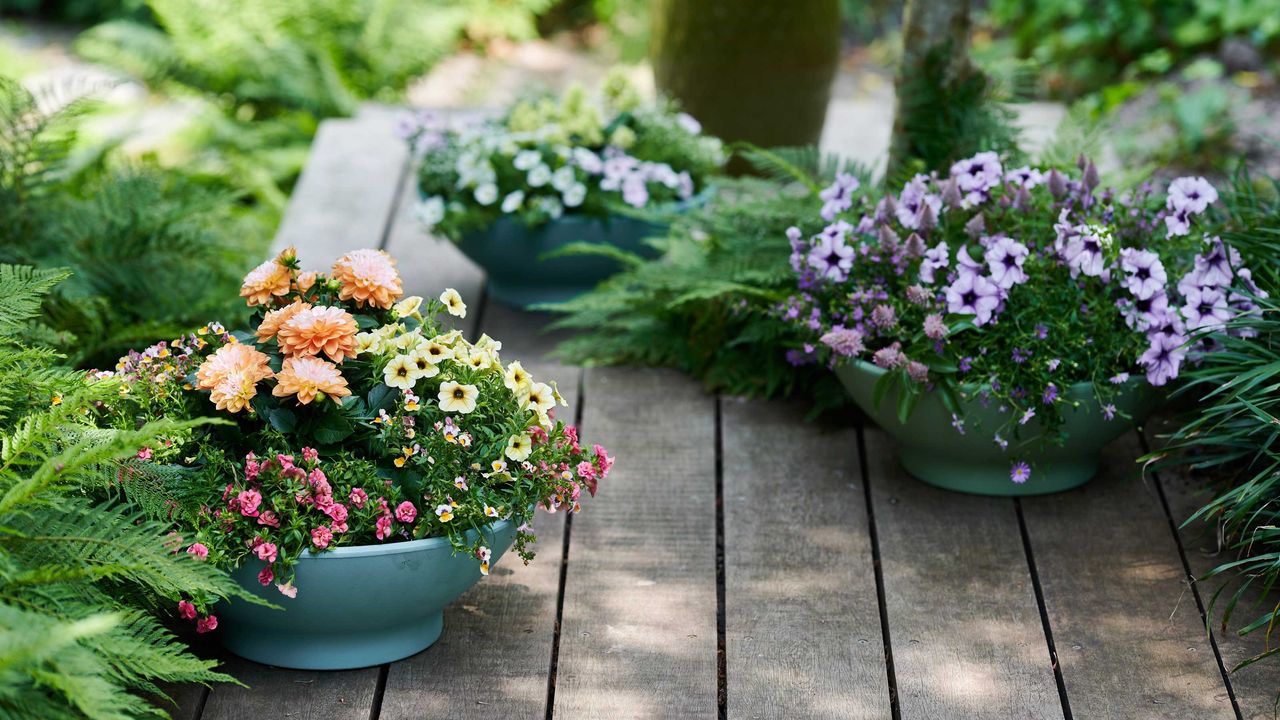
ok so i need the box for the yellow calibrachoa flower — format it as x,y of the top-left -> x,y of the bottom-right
50,393 -> 62,406
438,381 -> 479,414
420,340 -> 451,364
383,355 -> 417,390
504,361 -> 532,393
393,295 -> 424,318
524,382 -> 556,415
407,348 -> 441,379
505,433 -> 533,462
548,380 -> 568,407
439,288 -> 466,318
354,331 -> 380,356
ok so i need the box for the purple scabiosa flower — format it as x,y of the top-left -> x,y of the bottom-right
919,241 -> 950,284
985,236 -> 1030,289
1118,248 -> 1167,300
1010,461 -> 1031,484
1005,166 -> 1045,189
1019,407 -> 1036,425
819,172 -> 860,221
1110,372 -> 1130,384
872,343 -> 907,370
1166,176 -> 1218,215
950,151 -> 1003,207
1062,224 -> 1109,278
870,304 -> 898,330
906,284 -> 932,306
1047,358 -> 1061,371
807,231 -> 855,283
958,357 -> 973,373
923,313 -> 948,340
1140,332 -> 1187,386
1012,347 -> 1031,364
907,361 -> 930,383
1035,323 -> 1049,340
896,174 -> 943,230
945,272 -> 1002,326
820,328 -> 866,357
1042,384 -> 1059,404
1181,286 -> 1231,332
1102,403 -> 1117,420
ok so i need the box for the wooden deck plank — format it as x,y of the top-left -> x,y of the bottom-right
1158,457 -> 1280,719
864,430 -> 1064,720
379,309 -> 577,720
721,399 -> 891,719
271,115 -> 408,269
1022,434 -> 1236,719
553,367 -> 719,719
200,658 -> 379,720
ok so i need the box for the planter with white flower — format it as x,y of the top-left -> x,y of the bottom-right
780,156 -> 1259,495
403,74 -> 725,307
101,247 -> 612,669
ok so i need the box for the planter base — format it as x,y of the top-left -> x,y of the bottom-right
899,451 -> 1096,497
220,608 -> 443,670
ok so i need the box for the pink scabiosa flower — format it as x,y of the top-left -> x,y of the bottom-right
819,327 -> 865,357
311,526 -> 333,549
196,615 -> 218,634
872,343 -> 907,370
906,361 -> 930,384
187,543 -> 209,560
395,501 -> 417,523
178,600 -> 197,620
870,304 -> 897,330
923,314 -> 948,340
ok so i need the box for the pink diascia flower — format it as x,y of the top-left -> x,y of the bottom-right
349,488 -> 368,508
258,566 -> 274,586
178,600 -> 197,620
311,526 -> 333,549
395,501 -> 417,523
196,615 -> 218,634
236,488 -> 262,517
254,542 -> 278,563
375,514 -> 393,540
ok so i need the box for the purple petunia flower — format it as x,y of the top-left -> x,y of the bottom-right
819,172 -> 860,221
950,151 -> 1003,207
919,241 -> 950,285
955,245 -> 985,279
1181,286 -> 1231,332
1011,461 -> 1031,484
1118,248 -> 1167,300
985,236 -> 1030,289
1061,225 -> 1108,278
1140,332 -> 1187,386
1166,176 -> 1218,215
945,272 -> 1002,326
808,229 -> 855,283
1190,238 -> 1235,289
896,174 -> 943,230
1005,165 -> 1045,189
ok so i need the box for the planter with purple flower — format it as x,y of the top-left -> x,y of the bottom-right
780,154 -> 1259,495
403,75 -> 724,308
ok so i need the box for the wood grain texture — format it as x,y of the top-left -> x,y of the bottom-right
553,367 -> 719,719
200,658 -> 379,720
271,114 -> 407,269
1154,447 -> 1280,720
722,399 -> 890,720
379,309 -> 577,720
154,682 -> 205,720
1022,433 -> 1236,719
864,430 -> 1064,720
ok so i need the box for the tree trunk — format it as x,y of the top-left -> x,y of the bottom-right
887,0 -> 973,179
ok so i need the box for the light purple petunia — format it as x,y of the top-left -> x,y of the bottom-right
819,172 -> 861,221
950,151 -> 1003,207
919,241 -> 950,285
1166,176 -> 1218,215
945,272 -> 1002,326
787,226 -> 806,272
1005,166 -> 1045,189
808,232 -> 855,283
955,245 -> 985,279
1140,332 -> 1187,386
1181,286 -> 1231,332
985,236 -> 1030,289
1118,248 -> 1167,300
1061,226 -> 1107,278
896,174 -> 943,230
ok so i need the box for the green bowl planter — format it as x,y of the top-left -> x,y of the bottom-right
216,520 -> 515,670
835,360 -> 1161,496
456,213 -> 662,308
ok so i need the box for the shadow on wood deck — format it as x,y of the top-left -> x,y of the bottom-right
164,106 -> 1276,720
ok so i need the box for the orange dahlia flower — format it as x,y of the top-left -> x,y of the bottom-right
331,249 -> 402,309
273,356 -> 351,404
276,305 -> 359,363
240,247 -> 296,306
195,344 -> 274,413
256,301 -> 312,343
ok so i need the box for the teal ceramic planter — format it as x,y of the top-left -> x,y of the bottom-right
836,360 -> 1160,496
456,214 -> 663,308
216,520 -> 516,670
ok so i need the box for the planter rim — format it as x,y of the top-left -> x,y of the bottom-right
841,356 -> 1143,398
428,184 -> 716,229
295,517 -> 513,561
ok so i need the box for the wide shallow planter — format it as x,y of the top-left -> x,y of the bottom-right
217,519 -> 516,670
836,360 -> 1161,496
456,213 -> 662,308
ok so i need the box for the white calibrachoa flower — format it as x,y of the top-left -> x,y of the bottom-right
439,288 -> 466,318
415,196 -> 445,229
551,166 -> 577,193
420,339 -> 451,364
527,164 -> 552,187
501,190 -> 525,214
513,150 -> 541,171
407,349 -> 441,379
474,183 -> 499,206
438,381 -> 479,414
562,183 -> 586,208
505,433 -> 533,462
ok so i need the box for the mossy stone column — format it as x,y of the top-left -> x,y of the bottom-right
651,0 -> 840,157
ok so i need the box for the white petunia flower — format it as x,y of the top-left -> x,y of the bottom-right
501,190 -> 525,213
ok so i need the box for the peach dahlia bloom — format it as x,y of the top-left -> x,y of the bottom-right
273,356 -> 351,404
331,249 -> 402,309
195,344 -> 274,413
240,248 -> 296,306
256,301 -> 312,343
276,305 -> 359,363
